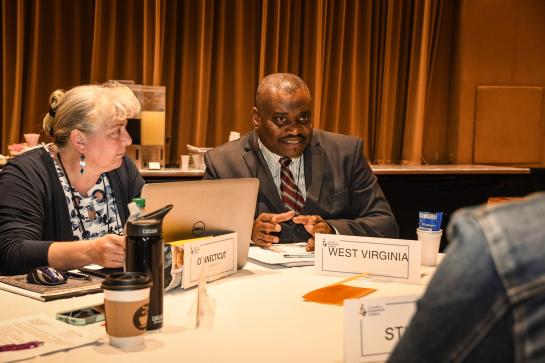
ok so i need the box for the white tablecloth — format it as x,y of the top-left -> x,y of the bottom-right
1,260 -> 439,363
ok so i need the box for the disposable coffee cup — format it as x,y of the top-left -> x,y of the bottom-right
228,131 -> 240,141
180,154 -> 190,171
417,228 -> 442,266
24,133 -> 40,146
102,272 -> 152,349
191,154 -> 205,170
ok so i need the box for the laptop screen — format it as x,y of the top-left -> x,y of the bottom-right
141,178 -> 259,269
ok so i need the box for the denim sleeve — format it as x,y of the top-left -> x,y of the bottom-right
387,212 -> 513,363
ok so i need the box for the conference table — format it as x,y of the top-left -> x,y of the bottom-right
1,258 -> 440,363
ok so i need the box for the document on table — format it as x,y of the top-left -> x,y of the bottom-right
0,314 -> 100,362
248,243 -> 315,267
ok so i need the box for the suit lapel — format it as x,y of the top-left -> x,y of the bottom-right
243,131 -> 285,212
302,130 -> 324,213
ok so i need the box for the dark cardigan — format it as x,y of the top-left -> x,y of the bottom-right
0,147 -> 144,275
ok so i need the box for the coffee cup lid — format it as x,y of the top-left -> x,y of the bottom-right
101,272 -> 152,291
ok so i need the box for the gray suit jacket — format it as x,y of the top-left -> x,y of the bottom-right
203,129 -> 398,242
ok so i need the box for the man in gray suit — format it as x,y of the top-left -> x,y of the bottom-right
204,73 -> 398,251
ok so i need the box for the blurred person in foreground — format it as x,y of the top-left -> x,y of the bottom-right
389,193 -> 545,362
0,82 -> 143,275
204,73 -> 398,251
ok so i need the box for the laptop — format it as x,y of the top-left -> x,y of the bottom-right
141,178 -> 259,269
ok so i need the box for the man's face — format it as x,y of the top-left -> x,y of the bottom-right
253,88 -> 312,158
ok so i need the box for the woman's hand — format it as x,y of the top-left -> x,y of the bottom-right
87,234 -> 125,267
48,234 -> 125,271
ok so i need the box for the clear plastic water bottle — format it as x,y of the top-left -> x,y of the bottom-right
132,197 -> 146,218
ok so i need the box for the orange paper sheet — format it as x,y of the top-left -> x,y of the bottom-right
303,273 -> 376,305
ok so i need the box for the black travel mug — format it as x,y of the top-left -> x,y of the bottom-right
125,205 -> 173,330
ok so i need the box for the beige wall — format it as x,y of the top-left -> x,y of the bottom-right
448,0 -> 545,166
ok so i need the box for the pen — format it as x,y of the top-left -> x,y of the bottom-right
0,341 -> 43,352
65,271 -> 92,281
283,254 -> 314,258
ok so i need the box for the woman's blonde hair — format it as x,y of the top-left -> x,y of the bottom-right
42,82 -> 140,149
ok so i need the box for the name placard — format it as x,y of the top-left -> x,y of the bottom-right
314,234 -> 421,284
182,232 -> 237,289
344,294 -> 419,363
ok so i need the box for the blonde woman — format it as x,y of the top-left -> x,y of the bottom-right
0,82 -> 143,275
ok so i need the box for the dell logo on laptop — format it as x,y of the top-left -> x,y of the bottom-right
192,221 -> 206,236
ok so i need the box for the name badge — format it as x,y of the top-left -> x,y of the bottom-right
344,294 -> 419,363
314,233 -> 421,284
182,232 -> 237,288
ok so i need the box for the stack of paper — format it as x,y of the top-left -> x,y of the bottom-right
248,243 -> 314,267
0,314 -> 99,362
